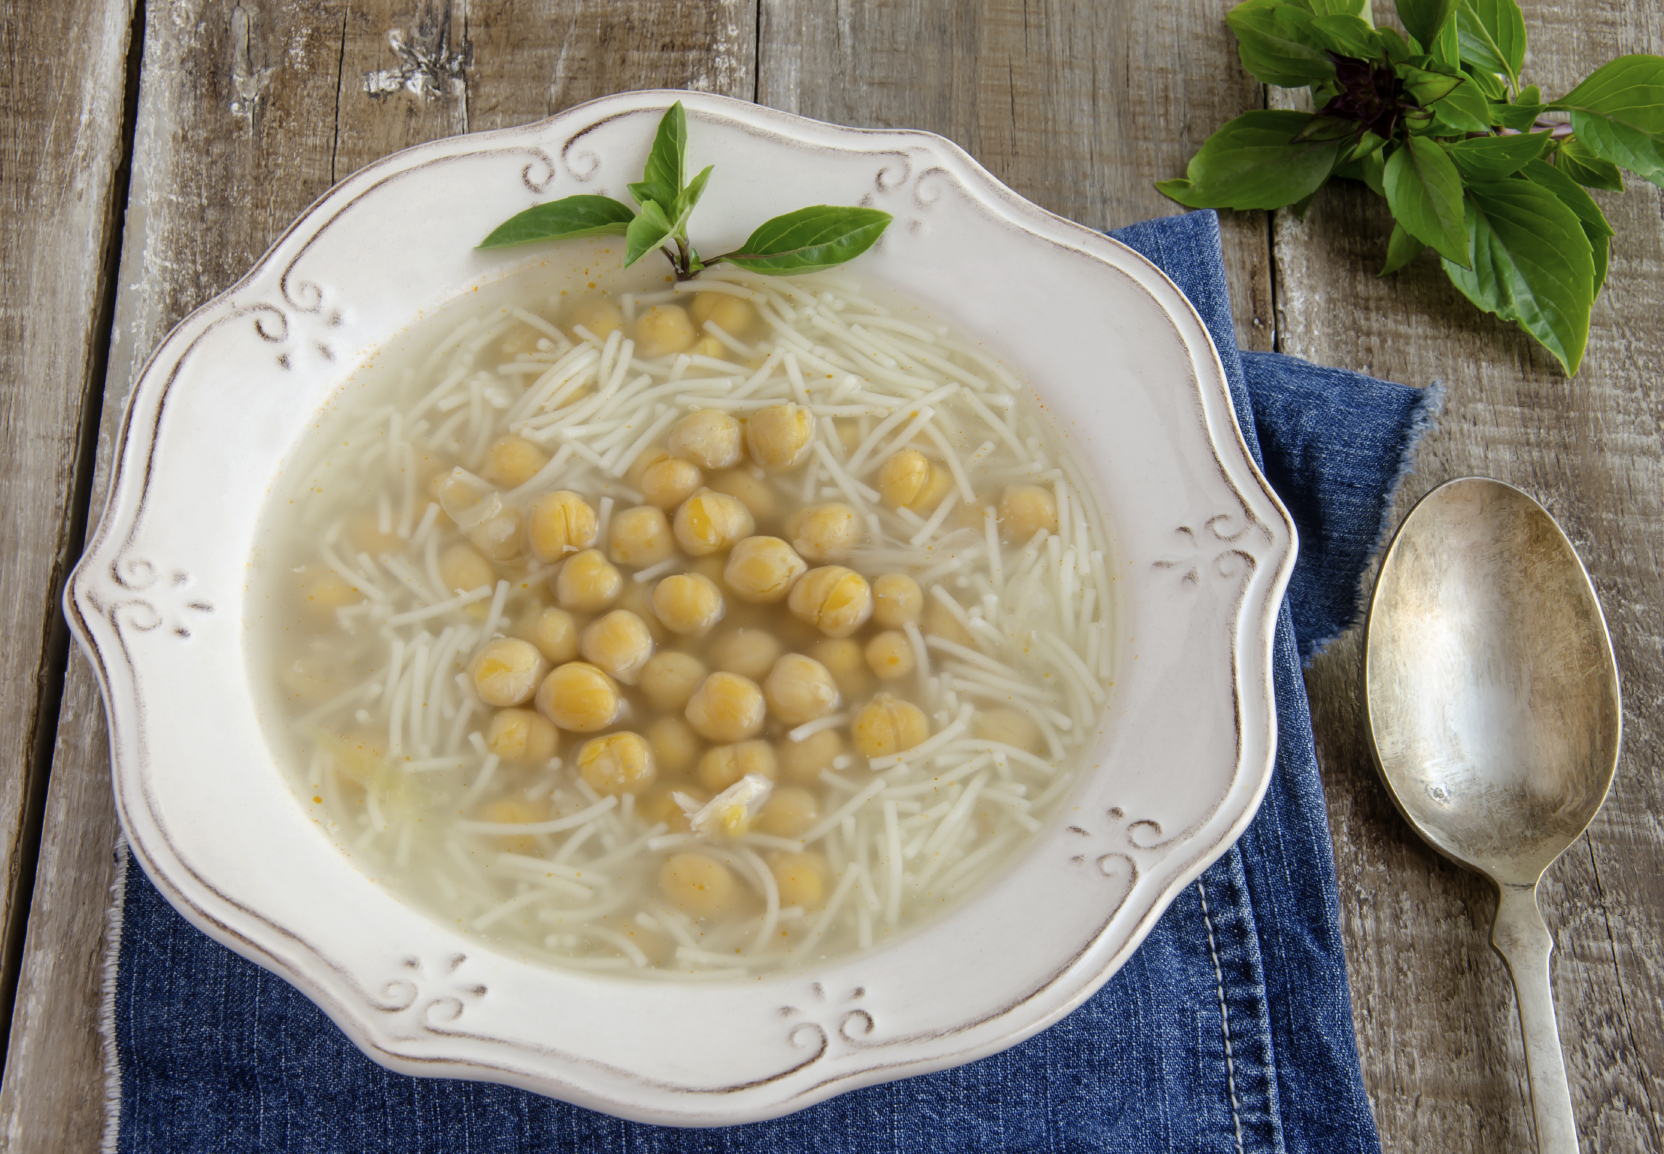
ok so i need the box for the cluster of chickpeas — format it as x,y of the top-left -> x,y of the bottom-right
307,288 -> 1066,927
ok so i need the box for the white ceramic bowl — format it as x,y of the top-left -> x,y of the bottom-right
67,90 -> 1294,1125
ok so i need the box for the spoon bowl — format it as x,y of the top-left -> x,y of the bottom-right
1365,476 -> 1621,1153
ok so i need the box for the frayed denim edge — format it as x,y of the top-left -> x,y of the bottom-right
101,838 -> 131,1154
1301,379 -> 1447,667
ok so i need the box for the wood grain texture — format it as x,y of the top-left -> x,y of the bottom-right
5,0 -> 1663,1150
759,0 -> 1277,354
0,0 -> 137,1076
1278,2 -> 1664,1150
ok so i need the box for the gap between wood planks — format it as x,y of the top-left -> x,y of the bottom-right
0,0 -> 147,1082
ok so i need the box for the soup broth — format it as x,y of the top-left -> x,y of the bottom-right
251,251 -> 1115,978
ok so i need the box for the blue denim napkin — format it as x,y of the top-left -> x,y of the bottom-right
109,209 -> 1436,1153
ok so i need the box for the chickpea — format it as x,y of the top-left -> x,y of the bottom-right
972,706 -> 1043,754
999,484 -> 1060,542
466,502 -> 523,562
297,568 -> 361,620
853,692 -> 931,757
576,731 -> 656,796
922,593 -> 975,647
759,787 -> 819,838
616,581 -> 669,643
706,467 -> 780,523
763,654 -> 842,726
878,448 -> 953,513
633,304 -> 697,359
785,503 -> 860,563
780,728 -> 843,785
645,715 -> 701,775
526,491 -> 598,562
566,296 -> 623,340
640,785 -> 706,832
512,605 -> 580,664
745,403 -> 815,472
667,409 -> 743,470
438,544 -> 495,595
689,335 -> 729,360
688,292 -> 758,337
481,797 -> 549,853
630,450 -> 704,511
650,572 -> 726,637
481,434 -> 547,489
809,637 -> 871,700
865,631 -> 915,680
697,739 -> 779,792
486,708 -> 559,763
671,489 -> 754,556
872,573 -> 924,628
660,852 -> 738,918
469,638 -> 549,708
430,467 -> 492,519
723,536 -> 806,603
639,651 -> 708,713
579,609 -> 655,684
770,852 -> 828,909
787,566 -> 874,638
684,671 -> 766,743
553,548 -> 622,613
607,505 -> 674,568
710,628 -> 783,681
534,661 -> 622,732
346,513 -> 403,556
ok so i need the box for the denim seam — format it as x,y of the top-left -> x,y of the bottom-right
1196,877 -> 1247,1154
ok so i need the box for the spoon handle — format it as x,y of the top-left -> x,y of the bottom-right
1491,881 -> 1579,1153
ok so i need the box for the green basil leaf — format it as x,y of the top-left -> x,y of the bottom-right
1549,55 -> 1664,188
1380,221 -> 1427,275
1308,0 -> 1373,22
1350,130 -> 1390,160
1359,149 -> 1387,195
672,165 -> 714,226
478,195 -> 636,249
624,200 -> 676,268
718,206 -> 893,274
643,101 -> 689,200
1516,84 -> 1541,105
1463,64 -> 1508,100
1446,131 -> 1550,180
1227,4 -> 1338,87
1441,180 -> 1595,374
1307,14 -> 1377,57
1427,15 -> 1462,68
1375,26 -> 1413,63
1398,61 -> 1464,105
1430,75 -> 1495,132
1523,157 -> 1613,293
1397,0 -> 1458,51
1489,101 -> 1545,129
1556,136 -> 1626,191
1384,136 -> 1470,265
1156,111 -> 1342,210
628,180 -> 676,211
1456,0 -> 1525,87
1292,115 -> 1363,143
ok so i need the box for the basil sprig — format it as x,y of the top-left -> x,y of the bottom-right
480,101 -> 893,280
1160,0 -> 1664,375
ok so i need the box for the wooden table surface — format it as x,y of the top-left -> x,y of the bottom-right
1,0 -> 1660,1148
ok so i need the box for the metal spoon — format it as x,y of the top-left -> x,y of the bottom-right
1363,477 -> 1621,1154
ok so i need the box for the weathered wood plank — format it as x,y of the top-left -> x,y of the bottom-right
0,0 -> 138,1102
1278,2 -> 1664,1149
0,1 -> 753,1146
758,0 -> 1277,354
